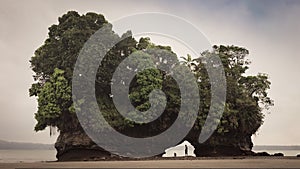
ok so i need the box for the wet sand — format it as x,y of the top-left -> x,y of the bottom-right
1,157 -> 300,169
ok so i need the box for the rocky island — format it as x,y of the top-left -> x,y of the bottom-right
29,11 -> 273,161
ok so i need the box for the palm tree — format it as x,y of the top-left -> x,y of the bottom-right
180,54 -> 196,70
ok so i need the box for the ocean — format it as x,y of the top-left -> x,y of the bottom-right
0,149 -> 57,163
0,149 -> 299,162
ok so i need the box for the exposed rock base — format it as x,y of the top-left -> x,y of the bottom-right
55,130 -> 256,161
55,131 -> 112,161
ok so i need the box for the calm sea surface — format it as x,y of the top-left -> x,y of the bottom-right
0,150 -> 57,163
0,149 -> 299,162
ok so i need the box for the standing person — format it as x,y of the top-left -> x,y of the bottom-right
185,145 -> 188,156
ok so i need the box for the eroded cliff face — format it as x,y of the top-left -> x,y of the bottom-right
55,128 -> 254,161
192,135 -> 254,156
54,114 -> 255,160
186,128 -> 254,156
55,130 -> 112,161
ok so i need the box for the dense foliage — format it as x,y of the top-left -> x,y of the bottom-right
30,11 -> 273,147
191,46 -> 273,146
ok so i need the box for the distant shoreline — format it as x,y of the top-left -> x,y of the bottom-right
1,139 -> 300,151
253,145 -> 300,150
0,140 -> 54,150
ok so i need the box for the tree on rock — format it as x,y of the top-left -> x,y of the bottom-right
186,45 -> 273,156
30,11 -> 273,159
29,11 -> 137,160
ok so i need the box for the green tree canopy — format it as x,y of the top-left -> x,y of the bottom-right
30,11 -> 273,149
188,45 -> 273,146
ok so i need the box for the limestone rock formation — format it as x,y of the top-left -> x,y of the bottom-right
55,131 -> 112,161
54,127 -> 255,160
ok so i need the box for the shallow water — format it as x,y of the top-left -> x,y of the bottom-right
0,148 -> 299,162
0,149 -> 57,163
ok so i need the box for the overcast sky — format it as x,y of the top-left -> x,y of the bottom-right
0,0 -> 299,145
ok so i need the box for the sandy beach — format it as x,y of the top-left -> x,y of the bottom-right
1,157 -> 300,169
